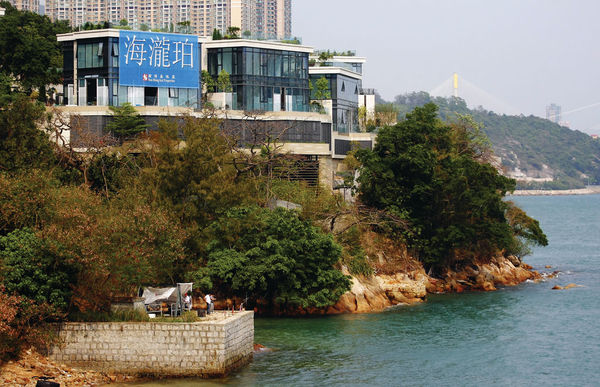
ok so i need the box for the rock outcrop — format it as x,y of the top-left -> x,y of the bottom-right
329,255 -> 541,314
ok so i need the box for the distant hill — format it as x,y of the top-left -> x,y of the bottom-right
381,92 -> 600,189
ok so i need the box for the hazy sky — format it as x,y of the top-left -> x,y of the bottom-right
293,0 -> 600,135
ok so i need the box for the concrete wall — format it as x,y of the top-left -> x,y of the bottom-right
50,311 -> 254,378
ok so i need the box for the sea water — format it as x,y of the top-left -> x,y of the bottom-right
127,194 -> 600,386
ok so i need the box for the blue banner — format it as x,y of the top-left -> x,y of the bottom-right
119,31 -> 199,89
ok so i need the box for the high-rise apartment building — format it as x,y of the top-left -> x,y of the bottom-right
6,0 -> 43,14
240,0 -> 291,40
546,103 -> 561,123
45,0 -> 291,39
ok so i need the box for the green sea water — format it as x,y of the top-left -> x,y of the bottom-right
128,194 -> 600,386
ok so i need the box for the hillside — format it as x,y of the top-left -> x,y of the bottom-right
382,92 -> 600,188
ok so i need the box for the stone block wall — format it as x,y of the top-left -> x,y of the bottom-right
50,311 -> 254,377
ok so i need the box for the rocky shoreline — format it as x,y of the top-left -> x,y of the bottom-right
0,349 -> 141,386
325,255 -> 543,314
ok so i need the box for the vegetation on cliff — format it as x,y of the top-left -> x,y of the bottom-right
355,104 -> 547,271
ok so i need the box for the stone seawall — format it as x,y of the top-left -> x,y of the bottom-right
49,311 -> 254,378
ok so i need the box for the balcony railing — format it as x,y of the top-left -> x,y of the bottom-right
334,123 -> 362,134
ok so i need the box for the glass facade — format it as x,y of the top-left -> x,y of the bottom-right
207,46 -> 310,112
310,73 -> 360,133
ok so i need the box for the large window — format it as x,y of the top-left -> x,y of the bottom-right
206,46 -> 310,112
77,42 -> 104,69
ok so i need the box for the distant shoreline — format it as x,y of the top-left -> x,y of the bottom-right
510,186 -> 600,196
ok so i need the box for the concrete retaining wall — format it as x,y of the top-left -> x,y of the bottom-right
50,311 -> 254,377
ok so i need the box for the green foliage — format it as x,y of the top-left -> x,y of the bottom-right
280,37 -> 301,45
0,228 -> 76,311
0,2 -> 70,93
105,102 -> 149,139
217,69 -> 233,92
337,226 -> 373,276
196,206 -> 350,308
0,95 -> 56,172
87,153 -> 137,195
212,28 -> 223,40
389,91 -> 600,187
46,187 -> 188,311
313,76 -> 331,100
80,21 -> 109,30
0,170 -> 57,235
176,21 -> 191,34
201,70 -> 216,96
356,103 -> 547,270
224,26 -> 240,39
155,116 -> 252,229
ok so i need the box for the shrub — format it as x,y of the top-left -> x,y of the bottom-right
193,206 -> 351,308
0,228 -> 76,312
0,287 -> 63,362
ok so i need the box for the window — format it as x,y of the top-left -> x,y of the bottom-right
341,82 -> 345,92
169,88 -> 179,98
112,42 -> 119,56
260,86 -> 268,103
77,42 -> 104,69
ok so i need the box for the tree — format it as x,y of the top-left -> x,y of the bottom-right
0,228 -> 76,312
154,115 -> 251,228
310,76 -> 331,113
0,95 -> 56,172
358,105 -> 367,131
313,76 -> 331,100
105,103 -> 149,139
242,30 -> 251,38
176,21 -> 190,34
374,103 -> 399,126
201,70 -> 216,98
356,103 -> 547,270
0,3 -> 70,95
0,170 -> 56,235
212,28 -> 223,40
217,69 -> 232,92
225,26 -> 240,39
195,206 -> 351,309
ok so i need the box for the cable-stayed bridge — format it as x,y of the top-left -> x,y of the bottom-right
430,74 -> 600,131
429,73 -> 520,115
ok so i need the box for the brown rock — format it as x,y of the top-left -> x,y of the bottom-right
552,283 -> 581,290
545,265 -> 553,269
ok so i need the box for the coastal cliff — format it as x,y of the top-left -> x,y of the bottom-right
327,255 -> 540,314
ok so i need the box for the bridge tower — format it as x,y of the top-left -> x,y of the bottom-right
453,73 -> 459,98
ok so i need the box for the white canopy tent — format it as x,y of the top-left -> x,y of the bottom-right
142,283 -> 193,316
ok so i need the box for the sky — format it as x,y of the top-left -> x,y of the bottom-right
293,0 -> 600,135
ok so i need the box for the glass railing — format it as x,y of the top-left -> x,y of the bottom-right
334,123 -> 362,134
